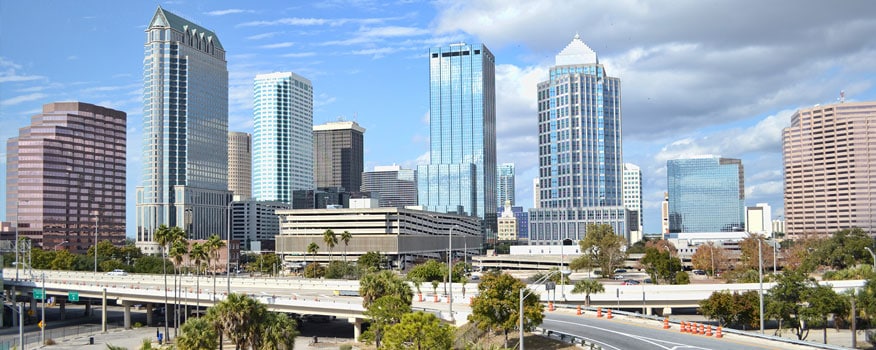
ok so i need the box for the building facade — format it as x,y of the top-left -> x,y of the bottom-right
532,178 -> 541,209
497,201 -> 518,241
661,192 -> 670,237
623,163 -> 643,243
252,72 -> 314,204
230,200 -> 290,252
783,101 -> 876,237
136,7 -> 231,254
228,131 -> 252,200
360,165 -> 418,208
497,163 -> 515,207
667,156 -> 745,233
498,205 -> 529,241
6,102 -> 126,252
528,35 -> 628,244
745,203 -> 772,235
417,43 -> 498,242
313,121 -> 364,192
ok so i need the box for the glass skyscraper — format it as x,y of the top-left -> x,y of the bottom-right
252,72 -> 313,203
529,35 -> 628,244
497,163 -> 515,207
136,7 -> 231,254
417,43 -> 497,240
667,156 -> 745,233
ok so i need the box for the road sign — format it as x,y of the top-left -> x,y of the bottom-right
68,291 -> 79,302
34,289 -> 45,300
38,320 -> 44,329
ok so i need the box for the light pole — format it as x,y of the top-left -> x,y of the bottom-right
520,269 -> 569,350
447,225 -> 457,322
758,238 -> 764,334
866,247 -> 876,267
226,201 -> 233,296
40,272 -> 46,346
94,211 -> 99,276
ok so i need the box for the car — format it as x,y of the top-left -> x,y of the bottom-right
622,279 -> 640,285
613,274 -> 625,280
693,269 -> 706,275
107,269 -> 128,276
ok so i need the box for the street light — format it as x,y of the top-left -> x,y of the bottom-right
227,201 -> 233,296
865,247 -> 876,267
40,272 -> 46,346
94,211 -> 99,276
520,269 -> 570,350
758,237 -> 764,334
447,225 -> 458,322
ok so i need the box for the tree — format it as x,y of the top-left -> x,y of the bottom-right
699,290 -> 760,329
176,317 -> 218,350
468,271 -> 543,348
189,242 -> 208,317
571,279 -> 604,307
738,233 -> 775,271
341,230 -> 352,263
358,251 -> 385,272
382,311 -> 453,350
323,229 -> 338,261
206,293 -> 269,350
691,242 -> 729,276
361,295 -> 411,347
325,260 -> 352,279
307,242 -> 320,266
154,224 -> 186,341
809,228 -> 873,270
765,270 -> 844,340
575,224 -> 627,278
169,238 -> 190,336
407,260 -> 445,284
205,234 -> 227,299
359,270 -> 413,308
639,247 -> 682,284
259,312 -> 298,350
303,263 -> 325,278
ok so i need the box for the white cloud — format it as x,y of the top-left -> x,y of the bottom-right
238,16 -> 394,28
259,42 -> 295,49
206,9 -> 254,16
246,32 -> 282,40
1,92 -> 47,107
281,52 -> 317,58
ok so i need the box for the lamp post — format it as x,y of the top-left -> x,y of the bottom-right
447,225 -> 457,322
40,272 -> 46,346
226,201 -> 233,296
520,269 -> 570,350
758,237 -> 764,334
866,247 -> 876,267
94,211 -> 99,276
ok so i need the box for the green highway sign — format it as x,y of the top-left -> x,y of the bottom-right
68,291 -> 79,302
33,289 -> 45,300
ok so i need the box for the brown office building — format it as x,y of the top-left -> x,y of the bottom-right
6,102 -> 126,252
783,101 -> 876,237
313,121 -> 364,192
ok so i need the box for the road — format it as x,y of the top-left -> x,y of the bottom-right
541,313 -> 815,350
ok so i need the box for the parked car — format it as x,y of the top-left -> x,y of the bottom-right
107,269 -> 128,276
622,279 -> 640,285
692,269 -> 706,276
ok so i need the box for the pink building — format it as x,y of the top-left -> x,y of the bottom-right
783,101 -> 876,237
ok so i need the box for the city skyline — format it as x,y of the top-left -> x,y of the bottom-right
2,1 -> 876,239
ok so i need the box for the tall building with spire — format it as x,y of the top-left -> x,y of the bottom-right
252,72 -> 314,203
417,43 -> 497,242
136,7 -> 231,254
529,35 -> 628,244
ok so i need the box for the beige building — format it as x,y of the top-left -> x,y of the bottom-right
661,192 -> 670,237
228,131 -> 252,200
497,201 -> 517,241
783,101 -> 876,237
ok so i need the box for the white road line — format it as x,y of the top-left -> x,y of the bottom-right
544,318 -> 715,350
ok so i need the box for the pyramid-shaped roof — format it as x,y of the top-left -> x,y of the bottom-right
555,34 -> 597,66
148,6 -> 224,50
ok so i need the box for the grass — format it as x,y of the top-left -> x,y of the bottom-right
456,323 -> 578,350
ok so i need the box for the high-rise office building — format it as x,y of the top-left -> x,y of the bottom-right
228,131 -> 252,200
533,178 -> 541,209
360,165 -> 418,208
498,205 -> 529,241
623,163 -> 643,243
746,203 -> 772,235
783,101 -> 876,237
417,43 -> 497,241
528,35 -> 628,244
667,156 -> 745,233
313,121 -> 364,192
136,7 -> 231,254
661,192 -> 669,236
252,72 -> 313,203
230,200 -> 290,252
497,163 -> 515,207
6,102 -> 126,253
497,201 -> 518,241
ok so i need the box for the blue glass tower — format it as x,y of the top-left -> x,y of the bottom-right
418,43 -> 497,239
497,163 -> 515,207
529,35 -> 628,244
136,7 -> 231,253
667,156 -> 745,233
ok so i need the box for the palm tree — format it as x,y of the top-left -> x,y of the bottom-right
323,229 -> 337,261
572,279 -> 605,307
154,225 -> 185,340
176,316 -> 217,350
340,230 -> 352,263
307,242 -> 319,265
188,242 -> 207,317
169,239 -> 189,337
207,293 -> 267,350
205,234 -> 226,300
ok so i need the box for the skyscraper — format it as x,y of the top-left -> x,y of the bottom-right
313,121 -> 364,191
623,163 -> 643,243
417,43 -> 497,240
6,102 -> 126,253
360,165 -> 418,208
252,72 -> 313,203
228,131 -> 252,200
667,156 -> 745,233
661,192 -> 670,237
136,7 -> 230,254
497,163 -> 515,207
783,101 -> 876,237
528,35 -> 628,244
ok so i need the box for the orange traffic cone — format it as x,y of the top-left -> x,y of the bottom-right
607,309 -> 613,319
663,318 -> 670,329
698,323 -> 704,335
716,326 -> 723,339
706,325 -> 713,337
576,305 -> 582,315
548,302 -> 555,311
433,294 -> 438,302
680,321 -> 686,332
597,307 -> 603,318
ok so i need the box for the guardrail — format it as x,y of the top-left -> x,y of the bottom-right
534,326 -> 603,349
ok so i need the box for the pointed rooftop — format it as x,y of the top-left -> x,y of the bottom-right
148,6 -> 224,50
555,33 -> 597,66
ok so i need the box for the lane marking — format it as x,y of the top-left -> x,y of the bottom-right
544,318 -> 715,350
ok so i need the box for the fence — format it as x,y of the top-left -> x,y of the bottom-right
0,319 -> 124,350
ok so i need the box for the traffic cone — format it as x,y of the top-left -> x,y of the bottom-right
698,323 -> 704,335
418,293 -> 423,302
663,318 -> 670,329
548,302 -> 555,311
469,296 -> 474,306
434,294 -> 438,302
716,326 -> 723,339
680,321 -> 686,332
607,309 -> 613,319
706,325 -> 713,337
576,305 -> 582,315
597,307 -> 603,318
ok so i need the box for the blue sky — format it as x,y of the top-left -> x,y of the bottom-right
1,0 -> 875,239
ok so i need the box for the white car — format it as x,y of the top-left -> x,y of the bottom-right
107,269 -> 128,276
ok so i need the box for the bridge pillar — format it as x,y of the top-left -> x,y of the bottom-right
349,317 -> 363,341
59,300 -> 66,320
85,301 -> 92,317
30,294 -> 36,313
146,303 -> 154,326
101,288 -> 107,333
123,300 -> 133,329
645,307 -> 652,315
